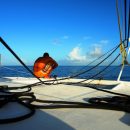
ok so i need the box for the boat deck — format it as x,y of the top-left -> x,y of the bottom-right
0,77 -> 130,130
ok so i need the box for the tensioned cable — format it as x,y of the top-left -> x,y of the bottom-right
73,54 -> 121,84
0,3 -> 127,95
0,2 -> 128,88
116,0 -> 123,42
64,66 -> 122,100
1,40 -> 128,103
56,54 -> 130,98
124,0 -> 126,41
67,45 -> 118,77
26,51 -> 130,98
126,0 -> 129,47
1,44 -> 116,79
116,0 -> 129,47
9,53 -> 130,98
6,42 -> 121,90
127,2 -> 130,47
0,37 -> 43,83
0,41 -> 119,85
68,45 -> 119,78
0,0 -> 130,124
0,40 -> 121,92
1,42 -> 126,101
21,42 -> 121,88
65,59 -> 120,86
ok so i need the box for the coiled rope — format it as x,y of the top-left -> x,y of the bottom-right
0,0 -> 129,124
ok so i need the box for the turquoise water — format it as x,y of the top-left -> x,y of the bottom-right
0,66 -> 130,81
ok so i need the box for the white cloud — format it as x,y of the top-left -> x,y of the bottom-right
89,44 -> 103,57
59,38 -> 108,65
66,44 -> 103,65
68,46 -> 86,62
88,39 -> 109,58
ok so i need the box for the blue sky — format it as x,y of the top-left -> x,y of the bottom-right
0,0 -> 122,65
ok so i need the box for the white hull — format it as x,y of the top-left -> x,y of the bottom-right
0,77 -> 130,130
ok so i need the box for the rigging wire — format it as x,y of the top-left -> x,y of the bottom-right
5,52 -> 130,98
0,37 -> 43,83
0,42 -> 119,83
0,0 -> 130,124
124,0 -> 126,41
67,45 -> 118,76
69,54 -> 121,84
5,42 -> 121,90
0,36 -> 128,99
0,39 -> 122,90
126,0 -> 130,47
116,0 -> 123,42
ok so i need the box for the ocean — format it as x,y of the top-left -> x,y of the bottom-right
0,66 -> 130,81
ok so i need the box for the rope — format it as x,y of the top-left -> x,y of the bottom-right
124,0 -> 126,41
116,0 -> 123,42
116,0 -> 127,64
0,37 -> 43,83
68,45 -> 118,77
0,42 -> 120,86
127,2 -> 130,47
5,53 -> 130,99
0,92 -> 35,124
15,42 -> 121,89
0,88 -> 130,124
18,44 -> 120,88
0,0 -> 129,124
71,54 -> 121,84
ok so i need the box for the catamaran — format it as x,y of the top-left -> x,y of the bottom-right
0,0 -> 130,129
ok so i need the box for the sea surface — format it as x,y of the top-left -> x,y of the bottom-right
0,66 -> 130,81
